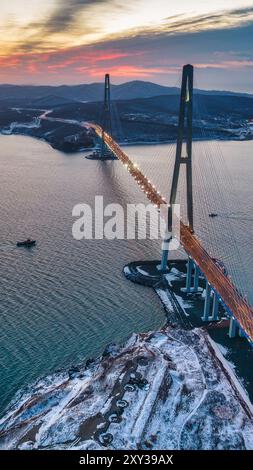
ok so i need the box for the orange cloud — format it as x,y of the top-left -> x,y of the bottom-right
0,56 -> 21,68
195,60 -> 253,69
82,65 -> 178,78
46,51 -> 132,71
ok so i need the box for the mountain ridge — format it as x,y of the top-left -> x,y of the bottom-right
0,80 -> 252,105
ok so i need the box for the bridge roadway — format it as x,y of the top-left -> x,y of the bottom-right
90,124 -> 253,342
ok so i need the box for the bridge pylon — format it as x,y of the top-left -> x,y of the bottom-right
100,73 -> 113,159
160,64 -> 194,271
170,63 -> 194,231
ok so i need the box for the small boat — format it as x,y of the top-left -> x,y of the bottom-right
209,213 -> 218,218
16,238 -> 36,248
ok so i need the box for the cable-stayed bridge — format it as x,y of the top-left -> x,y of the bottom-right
89,67 -> 253,345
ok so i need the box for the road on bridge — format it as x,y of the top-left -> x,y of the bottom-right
91,124 -> 253,343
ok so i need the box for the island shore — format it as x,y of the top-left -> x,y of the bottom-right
0,322 -> 253,449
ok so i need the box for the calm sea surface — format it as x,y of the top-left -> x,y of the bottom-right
0,135 -> 253,413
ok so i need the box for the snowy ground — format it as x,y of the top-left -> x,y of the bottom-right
0,327 -> 253,450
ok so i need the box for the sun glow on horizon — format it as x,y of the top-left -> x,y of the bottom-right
0,0 -> 253,91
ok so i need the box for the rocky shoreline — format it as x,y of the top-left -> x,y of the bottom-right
0,323 -> 253,450
2,126 -> 253,155
1,103 -> 253,154
1,260 -> 253,450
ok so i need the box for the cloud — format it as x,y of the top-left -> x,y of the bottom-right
1,4 -> 253,92
11,0 -> 111,54
113,6 -> 253,40
46,50 -> 135,70
43,0 -> 107,34
195,60 -> 253,70
3,3 -> 253,58
76,64 -> 175,78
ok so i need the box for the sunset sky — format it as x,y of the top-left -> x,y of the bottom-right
1,0 -> 253,91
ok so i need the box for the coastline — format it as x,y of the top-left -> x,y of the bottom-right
123,260 -> 253,402
1,128 -> 253,155
0,260 -> 253,449
1,325 -> 252,450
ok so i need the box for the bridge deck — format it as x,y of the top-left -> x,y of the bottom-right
91,124 -> 253,343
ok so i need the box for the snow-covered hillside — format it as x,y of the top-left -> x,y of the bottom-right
0,327 -> 253,450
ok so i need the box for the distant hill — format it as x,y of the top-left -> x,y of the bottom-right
50,93 -> 253,121
31,94 -> 75,108
0,81 -> 252,107
1,89 -> 253,151
47,92 -> 253,144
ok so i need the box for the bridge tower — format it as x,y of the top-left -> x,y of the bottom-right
160,64 -> 194,270
100,73 -> 112,159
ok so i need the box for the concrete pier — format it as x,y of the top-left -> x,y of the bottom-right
181,257 -> 203,294
193,264 -> 200,292
210,292 -> 219,321
229,317 -> 238,338
201,283 -> 220,322
181,257 -> 194,293
159,237 -> 171,272
239,328 -> 247,338
202,280 -> 212,321
186,257 -> 194,291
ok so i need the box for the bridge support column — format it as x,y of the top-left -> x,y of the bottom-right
186,257 -> 194,291
100,73 -> 112,159
209,292 -> 219,321
202,280 -> 211,321
159,237 -> 170,272
193,265 -> 200,292
181,257 -> 193,293
229,317 -> 238,338
239,328 -> 246,338
168,64 -> 194,232
181,258 -> 203,294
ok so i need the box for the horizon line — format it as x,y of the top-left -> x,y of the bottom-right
0,80 -> 252,96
